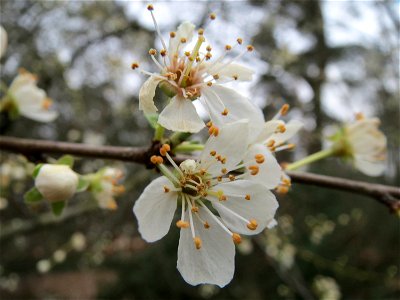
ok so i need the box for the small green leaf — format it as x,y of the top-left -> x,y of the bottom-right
76,177 -> 90,193
51,201 -> 66,216
32,164 -> 43,178
24,187 -> 44,204
56,155 -> 74,167
144,113 -> 159,129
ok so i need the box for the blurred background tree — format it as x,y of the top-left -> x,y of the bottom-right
0,0 -> 399,299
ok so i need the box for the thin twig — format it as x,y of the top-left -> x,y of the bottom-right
1,135 -> 399,212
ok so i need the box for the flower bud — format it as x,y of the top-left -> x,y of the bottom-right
35,164 -> 79,202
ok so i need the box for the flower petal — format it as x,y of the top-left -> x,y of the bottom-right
133,176 -> 177,242
354,156 -> 385,177
200,120 -> 248,176
243,144 -> 282,189
253,120 -> 284,144
210,180 -> 278,235
168,21 -> 195,59
158,96 -> 204,132
204,62 -> 254,82
139,76 -> 163,114
268,120 -> 303,146
177,207 -> 235,287
200,85 -> 264,141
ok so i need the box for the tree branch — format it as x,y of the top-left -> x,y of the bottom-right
1,135 -> 399,212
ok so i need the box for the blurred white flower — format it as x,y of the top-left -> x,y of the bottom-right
91,167 -> 125,210
133,6 -> 263,132
332,114 -> 387,176
36,259 -> 51,274
53,250 -> 66,263
3,69 -> 58,122
312,275 -> 341,300
35,164 -> 79,202
133,121 -> 279,287
70,232 -> 86,251
0,26 -> 7,59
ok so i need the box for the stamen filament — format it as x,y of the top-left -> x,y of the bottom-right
149,9 -> 168,51
165,152 -> 184,176
198,201 -> 233,236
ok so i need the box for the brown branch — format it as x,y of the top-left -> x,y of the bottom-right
1,135 -> 399,212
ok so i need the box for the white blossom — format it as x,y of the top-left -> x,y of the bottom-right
35,164 -> 78,202
6,70 -> 58,122
133,7 -> 263,132
92,167 -> 125,210
133,121 -> 279,287
0,26 -> 7,59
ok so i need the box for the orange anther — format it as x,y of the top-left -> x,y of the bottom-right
147,4 -> 154,11
247,219 -> 258,231
225,44 -> 232,51
163,186 -> 170,193
176,220 -> 190,228
194,237 -> 202,249
209,13 -> 216,20
219,194 -> 227,201
255,154 -> 265,164
245,194 -> 251,201
131,62 -> 139,70
170,31 -> 176,38
237,38 -> 243,45
210,150 -> 216,156
229,174 -> 236,181
180,38 -> 187,43
149,48 -> 157,55
246,45 -> 254,52
232,233 -> 242,244
280,104 -> 290,116
150,155 -> 163,165
160,49 -> 167,56
42,98 -> 53,110
204,222 -> 210,229
221,168 -> 227,174
248,165 -> 259,176
221,108 -> 229,116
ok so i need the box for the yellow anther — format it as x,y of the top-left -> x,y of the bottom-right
42,98 -> 53,110
248,165 -> 259,176
213,74 -> 220,80
206,45 -> 212,52
237,38 -> 243,45
287,143 -> 296,150
219,194 -> 227,201
255,154 -> 265,164
150,155 -> 163,165
160,49 -> 167,56
160,144 -> 171,156
205,53 -> 212,60
149,48 -> 157,55
208,125 -> 219,136
220,157 -> 227,164
209,13 -> 216,20
207,81 -> 213,86
180,38 -> 187,43
170,31 -> 176,38
276,124 -> 286,133
200,168 -> 207,175
163,186 -> 170,193
184,51 -> 191,57
191,206 -> 199,213
276,185 -> 289,194
246,45 -> 254,52
232,74 -> 238,80
176,220 -> 190,228
196,56 -> 200,62
225,44 -> 232,51
217,176 -> 222,182
198,28 -> 204,35
131,62 -> 139,70
112,185 -> 126,195
232,233 -> 242,244
204,222 -> 210,229
280,104 -> 290,116
245,194 -> 251,201
194,237 -> 202,249
355,112 -> 365,121
206,121 -> 213,128
267,140 -> 275,147
107,200 -> 118,210
221,168 -> 227,174
221,108 -> 229,116
229,174 -> 236,181
210,150 -> 216,156
247,219 -> 258,231
282,178 -> 291,186
147,4 -> 154,11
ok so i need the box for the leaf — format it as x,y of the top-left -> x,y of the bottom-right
32,164 -> 43,178
56,155 -> 74,167
144,113 -> 159,129
76,177 -> 90,193
24,187 -> 44,204
51,201 -> 66,216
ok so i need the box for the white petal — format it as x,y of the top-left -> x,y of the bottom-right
200,120 -> 248,176
354,156 -> 385,177
0,26 -> 7,59
210,180 -> 278,235
253,120 -> 284,144
139,76 -> 163,114
177,207 -> 235,287
168,21 -> 195,59
8,73 -> 37,94
201,85 -> 264,141
243,144 -> 282,189
158,96 -> 204,132
268,120 -> 303,146
205,62 -> 254,81
21,110 -> 58,122
133,176 -> 177,242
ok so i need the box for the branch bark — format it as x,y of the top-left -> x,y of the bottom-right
1,135 -> 399,212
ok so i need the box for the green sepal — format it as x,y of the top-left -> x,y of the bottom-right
24,187 -> 44,204
90,180 -> 104,193
51,201 -> 66,216
56,155 -> 74,167
145,113 -> 159,129
32,164 -> 43,178
76,177 -> 90,193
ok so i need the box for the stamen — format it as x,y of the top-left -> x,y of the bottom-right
246,219 -> 258,230
272,104 -> 290,120
210,150 -> 216,156
169,31 -> 176,38
274,143 -> 296,152
248,165 -> 259,175
209,13 -> 216,20
245,194 -> 251,200
208,125 -> 219,136
147,4 -> 168,51
176,220 -> 190,228
275,124 -> 286,133
355,112 -> 365,121
41,98 -> 53,110
194,237 -> 202,250
160,144 -> 171,156
150,155 -> 164,164
163,185 -> 170,193
131,62 -> 140,70
165,152 -> 184,176
255,154 -> 265,164
199,201 -> 233,236
229,175 -> 236,181
232,233 -> 242,244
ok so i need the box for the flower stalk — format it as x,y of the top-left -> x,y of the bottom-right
154,123 -> 165,141
174,143 -> 204,153
286,148 -> 337,171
